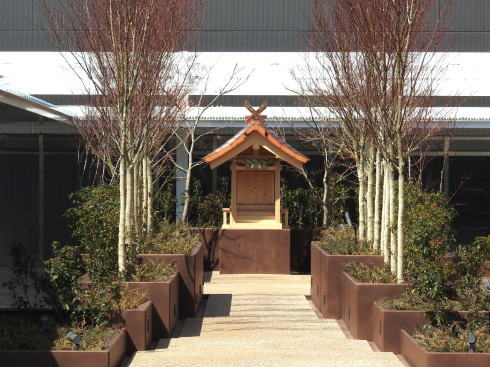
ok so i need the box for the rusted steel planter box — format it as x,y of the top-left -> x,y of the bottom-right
193,227 -> 221,271
310,243 -> 322,312
341,271 -> 406,340
310,242 -> 384,319
126,275 -> 179,339
122,301 -> 152,351
0,328 -> 127,367
219,229 -> 291,274
138,242 -> 204,318
401,330 -> 490,367
371,302 -> 428,354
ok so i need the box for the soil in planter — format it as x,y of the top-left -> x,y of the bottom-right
0,313 -> 118,351
412,324 -> 490,353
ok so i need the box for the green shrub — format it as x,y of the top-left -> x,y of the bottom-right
379,290 -> 432,311
188,179 -> 230,227
413,323 -> 490,353
345,262 -> 397,283
282,186 -> 323,228
131,263 -> 175,282
2,242 -> 42,310
317,226 -> 379,255
378,289 -> 460,311
65,185 -> 119,283
52,325 -> 118,351
281,177 -> 349,229
73,281 -> 147,326
140,221 -> 199,255
154,182 -> 177,223
404,183 -> 456,302
0,313 -> 118,351
43,242 -> 85,319
455,236 -> 490,326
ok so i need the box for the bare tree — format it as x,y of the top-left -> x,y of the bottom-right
167,64 -> 249,223
277,95 -> 352,227
309,0 -> 450,281
43,0 -> 203,274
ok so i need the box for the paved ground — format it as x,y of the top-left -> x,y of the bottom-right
125,272 -> 405,367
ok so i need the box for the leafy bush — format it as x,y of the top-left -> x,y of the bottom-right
43,242 -> 85,318
73,281 -> 147,326
345,262 -> 397,283
2,242 -> 42,310
379,236 -> 490,315
188,178 -> 230,227
52,325 -> 118,351
282,177 -> 349,228
404,183 -> 456,302
413,323 -> 490,353
378,289 -> 459,311
154,182 -> 177,223
317,226 -> 379,255
140,221 -> 199,255
455,236 -> 490,326
282,187 -> 323,228
379,291 -> 431,311
0,313 -> 118,351
131,263 -> 175,282
65,185 -> 119,283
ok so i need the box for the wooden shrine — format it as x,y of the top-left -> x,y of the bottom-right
203,101 -> 309,229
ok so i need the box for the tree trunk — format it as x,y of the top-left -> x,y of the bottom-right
142,158 -> 148,232
181,143 -> 193,222
366,146 -> 375,244
118,156 -> 127,274
322,150 -> 329,227
381,161 -> 390,264
357,156 -> 366,242
146,157 -> 153,234
133,160 -> 140,242
373,150 -> 382,250
389,163 -> 397,273
125,164 -> 134,263
397,137 -> 405,283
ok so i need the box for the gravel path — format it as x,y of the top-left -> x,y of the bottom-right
125,272 -> 405,367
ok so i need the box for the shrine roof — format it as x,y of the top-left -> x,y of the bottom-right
203,121 -> 309,169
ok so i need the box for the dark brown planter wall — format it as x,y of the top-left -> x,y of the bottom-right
197,228 -> 321,274
122,301 -> 152,351
126,275 -> 179,339
138,242 -> 204,318
310,242 -> 385,319
310,243 -> 321,312
401,330 -> 490,367
372,302 -> 428,354
219,229 -> 291,274
194,227 -> 221,271
341,271 -> 406,340
0,328 -> 128,367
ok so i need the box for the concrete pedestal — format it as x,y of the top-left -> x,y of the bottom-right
219,229 -> 291,274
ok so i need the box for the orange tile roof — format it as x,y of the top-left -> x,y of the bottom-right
203,122 -> 309,167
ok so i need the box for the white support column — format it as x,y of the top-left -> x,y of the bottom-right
175,137 -> 188,221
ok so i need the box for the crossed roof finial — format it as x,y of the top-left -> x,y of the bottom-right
244,100 -> 268,125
